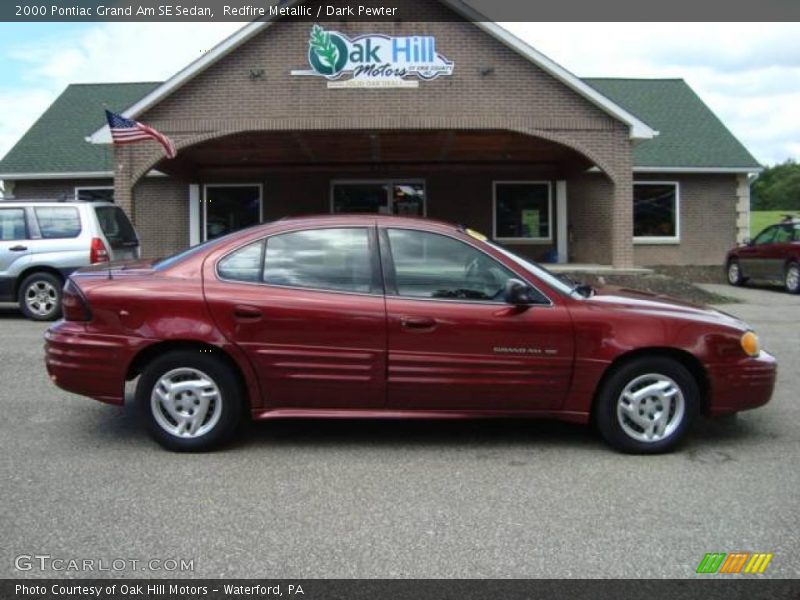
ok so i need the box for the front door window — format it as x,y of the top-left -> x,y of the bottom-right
204,185 -> 262,240
332,181 -> 425,216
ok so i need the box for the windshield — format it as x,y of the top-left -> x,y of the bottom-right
484,240 -> 577,297
153,225 -> 266,270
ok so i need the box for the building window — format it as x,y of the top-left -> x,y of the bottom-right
203,184 -> 262,241
493,182 -> 552,243
75,186 -> 114,202
331,180 -> 425,216
633,182 -> 680,243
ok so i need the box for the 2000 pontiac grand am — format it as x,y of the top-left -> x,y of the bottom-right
45,215 -> 776,453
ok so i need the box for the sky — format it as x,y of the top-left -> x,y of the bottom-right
0,21 -> 798,166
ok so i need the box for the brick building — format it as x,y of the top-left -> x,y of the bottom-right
0,1 -> 761,267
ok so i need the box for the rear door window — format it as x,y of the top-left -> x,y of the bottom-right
94,205 -> 138,247
34,207 -> 81,239
0,208 -> 27,240
263,228 -> 374,294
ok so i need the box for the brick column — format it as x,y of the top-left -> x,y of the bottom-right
610,173 -> 634,268
113,146 -> 134,222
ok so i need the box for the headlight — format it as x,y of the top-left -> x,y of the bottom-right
741,331 -> 760,357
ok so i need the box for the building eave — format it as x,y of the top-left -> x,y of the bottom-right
633,166 -> 763,174
0,171 -> 114,180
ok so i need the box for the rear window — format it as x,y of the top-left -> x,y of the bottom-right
94,206 -> 138,247
34,207 -> 81,239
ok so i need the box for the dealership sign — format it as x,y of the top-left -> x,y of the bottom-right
290,24 -> 454,88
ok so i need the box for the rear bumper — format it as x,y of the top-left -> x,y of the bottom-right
44,322 -> 144,405
706,351 -> 777,416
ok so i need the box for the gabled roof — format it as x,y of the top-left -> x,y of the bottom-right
87,3 -> 656,143
585,78 -> 761,172
0,82 -> 160,178
1,78 -> 760,178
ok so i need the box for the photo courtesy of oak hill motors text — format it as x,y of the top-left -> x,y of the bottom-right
24,4 -> 399,17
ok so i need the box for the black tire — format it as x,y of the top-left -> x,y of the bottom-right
726,259 -> 746,287
136,350 -> 244,451
785,261 -> 800,294
595,356 -> 700,454
18,271 -> 63,321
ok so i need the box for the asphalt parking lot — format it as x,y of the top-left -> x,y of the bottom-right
1,284 -> 798,579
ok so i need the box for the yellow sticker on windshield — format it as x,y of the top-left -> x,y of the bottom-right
465,228 -> 488,241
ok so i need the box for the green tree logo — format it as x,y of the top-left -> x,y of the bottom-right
308,24 -> 348,76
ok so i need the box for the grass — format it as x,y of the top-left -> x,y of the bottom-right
751,210 -> 799,237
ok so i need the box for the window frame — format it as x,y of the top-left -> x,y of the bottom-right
330,179 -> 427,216
74,186 -> 114,202
379,226 -> 552,306
202,183 -> 263,242
492,181 -> 553,244
214,225 -> 383,297
632,181 -> 681,245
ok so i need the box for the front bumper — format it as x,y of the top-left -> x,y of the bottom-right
44,322 -> 145,405
706,350 -> 777,416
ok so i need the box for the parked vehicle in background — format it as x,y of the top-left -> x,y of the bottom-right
726,215 -> 800,294
44,215 -> 776,454
0,200 -> 140,320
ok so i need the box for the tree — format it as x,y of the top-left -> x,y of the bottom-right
751,160 -> 800,210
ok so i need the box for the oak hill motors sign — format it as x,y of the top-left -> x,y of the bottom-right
290,24 -> 455,88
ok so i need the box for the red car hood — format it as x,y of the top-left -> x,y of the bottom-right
585,285 -> 749,331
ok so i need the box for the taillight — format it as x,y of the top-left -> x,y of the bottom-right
90,237 -> 109,264
62,279 -> 92,322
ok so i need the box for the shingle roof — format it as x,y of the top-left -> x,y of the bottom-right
0,78 -> 760,176
0,82 -> 160,176
584,78 -> 761,170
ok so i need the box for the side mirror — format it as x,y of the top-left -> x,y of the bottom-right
743,238 -> 753,246
504,278 -> 535,306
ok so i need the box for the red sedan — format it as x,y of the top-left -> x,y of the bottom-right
726,217 -> 800,293
45,215 -> 776,453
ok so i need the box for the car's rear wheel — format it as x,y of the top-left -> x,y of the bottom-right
727,259 -> 745,286
595,357 -> 699,454
785,262 -> 800,294
136,350 -> 243,451
18,272 -> 62,321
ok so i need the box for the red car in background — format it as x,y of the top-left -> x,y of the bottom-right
45,215 -> 776,453
726,216 -> 800,293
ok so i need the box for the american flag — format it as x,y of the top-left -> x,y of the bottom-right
105,110 -> 176,158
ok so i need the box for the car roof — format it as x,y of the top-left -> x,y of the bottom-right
0,199 -> 113,207
275,213 -> 466,232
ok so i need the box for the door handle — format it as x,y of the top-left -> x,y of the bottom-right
400,316 -> 437,331
233,305 -> 262,320
9,245 -> 27,252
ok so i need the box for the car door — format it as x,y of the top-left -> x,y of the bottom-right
203,225 -> 387,410
0,207 -> 32,301
761,224 -> 794,280
738,225 -> 777,279
380,227 -> 574,412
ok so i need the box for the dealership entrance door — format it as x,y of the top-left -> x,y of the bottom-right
331,180 -> 426,216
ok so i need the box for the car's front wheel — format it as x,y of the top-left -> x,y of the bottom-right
18,271 -> 63,321
785,261 -> 800,294
136,350 -> 243,451
727,259 -> 746,286
595,357 -> 699,454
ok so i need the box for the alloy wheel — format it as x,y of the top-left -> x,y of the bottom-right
24,280 -> 58,317
617,373 -> 686,443
150,367 -> 223,438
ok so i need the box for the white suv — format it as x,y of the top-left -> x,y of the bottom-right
0,200 -> 140,320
